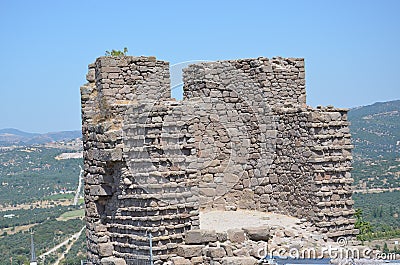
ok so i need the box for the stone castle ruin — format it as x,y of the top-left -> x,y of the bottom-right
80,56 -> 357,264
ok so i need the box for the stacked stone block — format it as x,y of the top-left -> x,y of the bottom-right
171,227 -> 269,265
81,56 -> 199,264
81,55 -> 357,264
308,107 -> 356,238
181,58 -> 324,219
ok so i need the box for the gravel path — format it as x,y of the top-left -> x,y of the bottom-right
73,165 -> 83,205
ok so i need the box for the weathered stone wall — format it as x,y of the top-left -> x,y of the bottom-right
308,107 -> 356,238
81,56 -> 357,264
180,59 -> 327,220
81,57 -> 199,264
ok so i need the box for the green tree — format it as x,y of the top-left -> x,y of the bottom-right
355,209 -> 373,241
383,242 -> 389,253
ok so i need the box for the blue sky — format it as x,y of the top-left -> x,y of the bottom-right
0,0 -> 399,133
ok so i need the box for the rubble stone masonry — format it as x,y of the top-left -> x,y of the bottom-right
80,56 -> 357,264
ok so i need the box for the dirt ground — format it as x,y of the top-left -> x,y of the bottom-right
200,210 -> 300,232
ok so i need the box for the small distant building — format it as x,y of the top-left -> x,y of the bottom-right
3,214 -> 15,218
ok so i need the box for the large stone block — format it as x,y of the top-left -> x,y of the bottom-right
86,68 -> 95,82
190,256 -> 204,264
98,242 -> 114,257
109,148 -> 123,161
185,229 -> 217,244
206,246 -> 227,259
100,257 -> 126,265
170,257 -> 191,265
227,229 -> 245,243
221,257 -> 257,265
243,226 -> 270,241
176,245 -> 203,258
89,184 -> 112,196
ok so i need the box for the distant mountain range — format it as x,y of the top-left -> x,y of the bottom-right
0,128 -> 82,146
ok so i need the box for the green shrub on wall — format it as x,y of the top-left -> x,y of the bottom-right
105,47 -> 128,56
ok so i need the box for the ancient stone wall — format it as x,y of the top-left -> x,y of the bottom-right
308,107 -> 355,238
181,58 -> 308,214
80,56 -> 357,264
81,57 -> 199,264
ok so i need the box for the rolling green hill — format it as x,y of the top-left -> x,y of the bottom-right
349,100 -> 400,233
349,100 -> 400,190
349,100 -> 400,157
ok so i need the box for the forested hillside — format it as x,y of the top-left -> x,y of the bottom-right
349,100 -> 400,190
0,139 -> 85,263
0,146 -> 82,205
